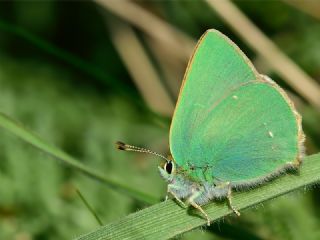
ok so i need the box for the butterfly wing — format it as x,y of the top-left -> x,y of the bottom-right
169,30 -> 303,184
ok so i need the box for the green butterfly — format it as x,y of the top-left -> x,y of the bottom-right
117,29 -> 305,226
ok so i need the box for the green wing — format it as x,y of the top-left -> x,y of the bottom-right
169,30 -> 303,184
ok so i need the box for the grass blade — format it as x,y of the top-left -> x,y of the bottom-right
76,153 -> 320,240
0,112 -> 158,205
76,188 -> 104,226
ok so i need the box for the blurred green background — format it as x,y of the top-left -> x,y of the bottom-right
0,1 -> 319,239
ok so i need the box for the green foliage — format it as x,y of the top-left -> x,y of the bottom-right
0,59 -> 165,239
0,1 -> 319,240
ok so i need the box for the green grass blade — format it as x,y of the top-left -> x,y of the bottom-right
0,112 -> 158,205
75,153 -> 320,240
76,188 -> 104,226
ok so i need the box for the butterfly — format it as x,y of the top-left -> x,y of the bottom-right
116,29 -> 305,226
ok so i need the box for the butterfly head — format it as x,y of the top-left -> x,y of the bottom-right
158,159 -> 176,183
116,141 -> 176,182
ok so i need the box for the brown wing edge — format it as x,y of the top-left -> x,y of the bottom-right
230,74 -> 305,190
260,74 -> 305,165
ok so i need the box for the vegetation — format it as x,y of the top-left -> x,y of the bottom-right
0,1 -> 319,239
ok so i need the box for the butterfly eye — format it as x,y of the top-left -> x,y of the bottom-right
165,161 -> 173,174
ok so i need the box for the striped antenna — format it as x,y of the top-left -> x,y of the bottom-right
116,141 -> 170,162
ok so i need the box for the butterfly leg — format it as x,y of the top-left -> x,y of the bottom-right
226,183 -> 240,216
187,190 -> 211,226
166,184 -> 187,208
214,182 -> 240,216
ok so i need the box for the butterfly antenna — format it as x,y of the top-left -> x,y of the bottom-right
116,141 -> 170,162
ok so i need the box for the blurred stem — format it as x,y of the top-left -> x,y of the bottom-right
76,153 -> 320,240
94,0 -> 195,62
96,0 -> 189,99
107,17 -> 174,116
206,0 -> 320,109
76,188 -> 103,226
0,112 -> 158,205
144,36 -> 183,99
283,0 -> 320,21
0,19 -> 129,93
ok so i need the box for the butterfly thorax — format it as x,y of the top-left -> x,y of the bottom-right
158,161 -> 216,186
158,165 -> 199,199
158,164 -> 230,203
176,163 -> 216,184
